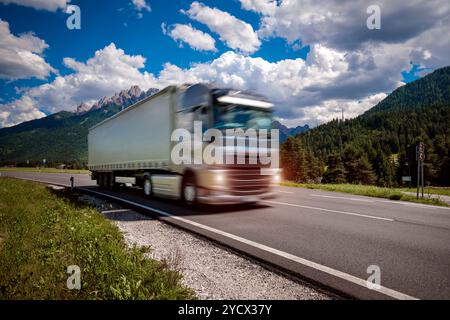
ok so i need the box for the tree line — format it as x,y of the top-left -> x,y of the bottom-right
281,103 -> 450,187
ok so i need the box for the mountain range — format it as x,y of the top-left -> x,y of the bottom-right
272,121 -> 309,142
0,85 -> 304,165
0,86 -> 159,165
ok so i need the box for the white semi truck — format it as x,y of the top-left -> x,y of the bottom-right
88,84 -> 279,205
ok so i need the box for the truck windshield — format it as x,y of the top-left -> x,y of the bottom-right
213,104 -> 272,130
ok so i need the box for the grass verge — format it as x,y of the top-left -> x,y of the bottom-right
0,167 -> 89,174
281,181 -> 448,207
396,187 -> 450,197
0,177 -> 194,299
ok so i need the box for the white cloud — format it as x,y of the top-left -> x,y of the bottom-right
29,43 -> 156,113
155,45 -> 395,126
0,41 -> 409,128
234,0 -> 449,125
240,0 -> 277,15
281,93 -> 388,127
244,0 -> 449,50
0,0 -> 69,11
131,0 -> 150,12
0,95 -> 45,127
0,43 -> 156,127
184,1 -> 260,54
0,19 -> 56,80
164,23 -> 217,52
241,0 -> 450,71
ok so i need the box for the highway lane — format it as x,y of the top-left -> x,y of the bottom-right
2,171 -> 450,299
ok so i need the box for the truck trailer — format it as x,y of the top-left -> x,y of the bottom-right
88,84 -> 279,205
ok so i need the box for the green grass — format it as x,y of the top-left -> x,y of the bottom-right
0,177 -> 194,299
281,181 -> 448,207
0,167 -> 89,174
396,187 -> 450,197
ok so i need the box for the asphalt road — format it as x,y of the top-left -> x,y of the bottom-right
2,171 -> 450,300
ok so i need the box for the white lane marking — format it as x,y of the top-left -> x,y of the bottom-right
310,194 -> 374,202
78,187 -> 416,300
282,186 -> 450,210
264,200 -> 395,222
101,209 -> 132,214
276,190 -> 294,194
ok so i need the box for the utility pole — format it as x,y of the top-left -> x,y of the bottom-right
416,142 -> 425,199
416,145 -> 420,199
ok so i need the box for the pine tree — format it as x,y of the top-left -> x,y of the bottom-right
323,153 -> 346,183
280,137 -> 302,182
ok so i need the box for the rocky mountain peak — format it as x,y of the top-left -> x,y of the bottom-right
76,102 -> 91,114
87,85 -> 159,112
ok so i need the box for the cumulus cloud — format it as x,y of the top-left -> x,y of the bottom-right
183,1 -> 260,54
0,95 -> 46,127
29,43 -> 156,113
240,0 -> 277,15
0,41 -> 414,127
0,19 -> 56,80
0,0 -> 69,11
155,45 -> 395,125
3,1 -> 449,128
0,43 -> 156,126
131,0 -> 151,12
239,0 -> 450,78
280,93 -> 388,127
243,0 -> 449,51
163,23 -> 217,52
235,0 -> 450,123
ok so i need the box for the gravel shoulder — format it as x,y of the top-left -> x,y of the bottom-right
77,193 -> 334,300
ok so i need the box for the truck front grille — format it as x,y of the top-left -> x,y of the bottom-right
223,167 -> 272,196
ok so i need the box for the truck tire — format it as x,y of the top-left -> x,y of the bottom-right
182,174 -> 197,206
106,173 -> 114,190
99,173 -> 105,188
143,175 -> 153,197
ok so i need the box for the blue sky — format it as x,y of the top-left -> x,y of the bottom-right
0,0 -> 308,103
0,0 -> 448,127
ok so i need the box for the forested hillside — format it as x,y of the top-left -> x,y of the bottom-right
0,105 -> 122,167
281,66 -> 450,186
0,86 -> 158,167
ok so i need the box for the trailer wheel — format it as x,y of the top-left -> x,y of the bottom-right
182,174 -> 197,206
106,173 -> 114,190
99,173 -> 105,188
143,175 -> 153,197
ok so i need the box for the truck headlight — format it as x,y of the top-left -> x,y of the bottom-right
215,172 -> 225,183
273,174 -> 281,183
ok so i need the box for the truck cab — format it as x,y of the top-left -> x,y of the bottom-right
174,84 -> 279,204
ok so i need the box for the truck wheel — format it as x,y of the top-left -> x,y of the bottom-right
99,173 -> 105,188
106,173 -> 114,190
182,175 -> 197,206
143,176 -> 153,197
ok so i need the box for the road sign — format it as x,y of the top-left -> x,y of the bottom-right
419,142 -> 425,161
402,176 -> 411,182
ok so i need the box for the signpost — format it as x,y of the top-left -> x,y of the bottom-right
416,142 -> 425,199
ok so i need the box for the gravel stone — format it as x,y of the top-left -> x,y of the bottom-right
78,193 -> 333,300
